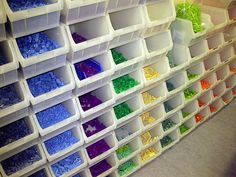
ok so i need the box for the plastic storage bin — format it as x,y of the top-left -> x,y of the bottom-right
184,82 -> 202,104
229,58 -> 236,72
111,40 -> 145,79
41,123 -> 84,162
222,90 -> 233,104
107,0 -> 140,12
188,39 -> 208,62
0,40 -> 19,88
142,0 -> 176,36
228,3 -> 236,22
212,82 -> 226,98
23,165 -> 51,177
181,100 -> 199,122
23,65 -> 75,113
225,74 -> 236,89
162,112 -> 181,136
160,129 -> 179,152
210,99 -> 224,114
61,0 -> 108,25
84,133 -> 117,165
13,27 -> 69,79
216,65 -> 230,81
0,115 -> 38,157
219,45 -> 235,63
81,110 -> 116,144
207,32 -> 225,52
195,106 -> 210,125
164,93 -> 184,117
0,143 -> 46,177
223,24 -> 236,43
179,117 -> 196,138
201,72 -> 217,91
204,53 -> 221,72
66,15 -> 113,62
108,7 -> 145,48
198,90 -> 213,108
0,0 -> 6,42
72,51 -> 115,96
186,62 -> 205,84
2,0 -> 63,38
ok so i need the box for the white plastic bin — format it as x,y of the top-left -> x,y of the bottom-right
0,143 -> 46,177
200,72 -> 217,91
140,123 -> 163,150
85,133 -> 117,165
23,65 -> 75,113
41,123 -> 84,162
222,90 -> 233,104
107,0 -> 140,13
0,40 -> 19,88
207,32 -> 225,52
33,98 -> 79,137
0,0 -> 6,42
223,24 -> 236,43
162,112 -> 181,136
228,3 -> 236,22
2,0 -> 63,38
72,51 -> 115,96
87,153 -> 117,177
195,106 -> 210,125
142,0 -> 176,36
204,53 -> 221,72
225,74 -> 236,89
143,30 -> 173,59
160,129 -> 179,152
210,98 -> 224,114
212,82 -> 226,98
142,81 -> 167,111
219,45 -> 235,63
181,100 -> 199,122
232,86 -> 236,96
216,65 -> 230,81
23,165 -> 51,177
0,81 -> 29,120
166,71 -> 187,96
68,169 -> 88,177
113,95 -> 143,126
66,15 -> 113,62
143,57 -> 170,87
184,82 -> 202,103
76,83 -> 115,119
198,90 -> 213,108
164,93 -> 184,116
0,116 -> 38,157
49,148 -> 87,177
186,62 -> 205,84
179,117 -> 195,138
13,27 -> 69,79
141,103 -> 165,131
81,110 -> 116,144
111,40 -> 145,79
229,59 -> 236,73
115,118 -> 142,147
112,70 -> 144,102
188,39 -> 208,62
61,0 -> 108,25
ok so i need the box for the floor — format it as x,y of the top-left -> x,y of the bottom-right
131,99 -> 236,177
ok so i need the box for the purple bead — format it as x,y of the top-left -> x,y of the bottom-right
86,139 -> 110,159
82,118 -> 106,137
79,93 -> 102,111
72,33 -> 87,44
90,160 -> 112,177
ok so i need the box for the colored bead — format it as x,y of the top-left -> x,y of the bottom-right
198,100 -> 205,107
0,118 -> 31,148
167,52 -> 176,68
195,114 -> 203,123
0,84 -> 22,109
179,124 -> 190,134
90,160 -> 112,177
166,82 -> 175,92
114,102 -> 133,120
116,125 -> 133,141
86,139 -> 110,159
210,105 -> 217,113
116,144 -> 134,160
7,0 -> 49,11
140,147 -> 157,162
160,136 -> 173,148
1,146 -> 41,176
72,33 -> 87,44
164,102 -> 173,113
112,75 -> 139,94
83,118 -> 106,137
17,32 -> 60,58
182,111 -> 190,118
36,103 -> 71,129
176,2 -> 203,33
201,80 -> 211,90
117,160 -> 137,176
143,66 -> 159,81
184,88 -> 198,99
141,132 -> 157,145
27,71 -> 65,97
162,119 -> 176,131
44,130 -> 79,155
141,112 -> 156,126
51,152 -> 83,177
111,49 -> 128,65
29,169 -> 47,177
74,59 -> 103,80
187,72 -> 199,80
72,174 -> 81,177
142,92 -> 158,105
79,92 -> 102,111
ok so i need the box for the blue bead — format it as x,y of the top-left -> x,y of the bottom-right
16,32 -> 60,59
27,71 -> 65,97
7,0 -> 50,11
36,103 -> 71,129
72,174 -> 81,177
51,153 -> 83,177
44,129 -> 79,155
1,146 -> 41,176
0,52 -> 6,66
28,169 -> 47,177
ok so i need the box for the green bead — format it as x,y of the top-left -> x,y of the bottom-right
111,49 -> 128,65
179,124 -> 190,134
160,136 -> 174,148
184,89 -> 198,99
112,75 -> 139,94
187,72 -> 199,80
182,111 -> 190,118
162,119 -> 176,131
118,160 -> 137,176
116,144 -> 134,160
114,102 -> 133,120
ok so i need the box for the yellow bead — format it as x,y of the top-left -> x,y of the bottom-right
141,132 -> 152,145
141,112 -> 156,126
142,92 -> 158,105
144,66 -> 159,81
140,147 -> 158,162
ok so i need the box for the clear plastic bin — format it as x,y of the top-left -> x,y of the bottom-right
107,0 -> 140,13
72,51 -> 115,96
181,100 -> 199,122
186,61 -> 205,85
204,53 -> 221,73
188,39 -> 208,62
201,72 -> 217,91
228,3 -> 236,22
207,32 -> 225,52
225,74 -> 236,89
198,90 -> 213,108
23,65 -> 75,113
219,45 -> 235,63
0,40 -> 19,88
66,15 -> 113,62
184,82 -> 202,104
164,93 -> 184,117
160,129 -> 179,152
2,0 -> 63,38
142,0 -> 176,37
0,0 -> 6,41
13,27 -> 69,79
179,117 -> 195,138
223,24 -> 236,43
216,65 -> 230,81
229,58 -> 236,72
108,7 -> 145,49
195,106 -> 210,125
162,112 -> 181,136
210,98 -> 224,115
23,165 -> 51,177
222,90 -> 233,104
212,82 -> 226,98
61,0 -> 108,25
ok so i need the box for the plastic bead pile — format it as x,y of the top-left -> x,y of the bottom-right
164,102 -> 173,113
112,75 -> 139,94
79,92 -> 102,111
0,53 -> 6,65
195,114 -> 204,123
142,92 -> 158,105
27,71 -> 65,97
160,136 -> 174,148
72,33 -> 87,44
111,49 -> 128,65
187,72 -> 199,80
198,100 -> 205,107
162,119 -> 176,131
116,144 -> 134,160
0,84 -> 22,109
86,139 -> 110,159
83,118 -> 106,137
210,105 -> 217,113
114,102 -> 133,120
89,159 -> 112,177
182,111 -> 190,118
29,169 -> 48,177
144,66 -> 159,80
140,147 -> 157,162
141,132 -> 157,145
184,88 -> 198,99
201,80 -> 211,90
179,124 -> 190,134
117,160 -> 137,176
166,82 -> 175,92
7,0 -> 50,11
141,112 -> 156,126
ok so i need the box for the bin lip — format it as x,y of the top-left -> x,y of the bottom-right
65,0 -> 108,8
0,0 -> 7,23
200,0 -> 234,9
